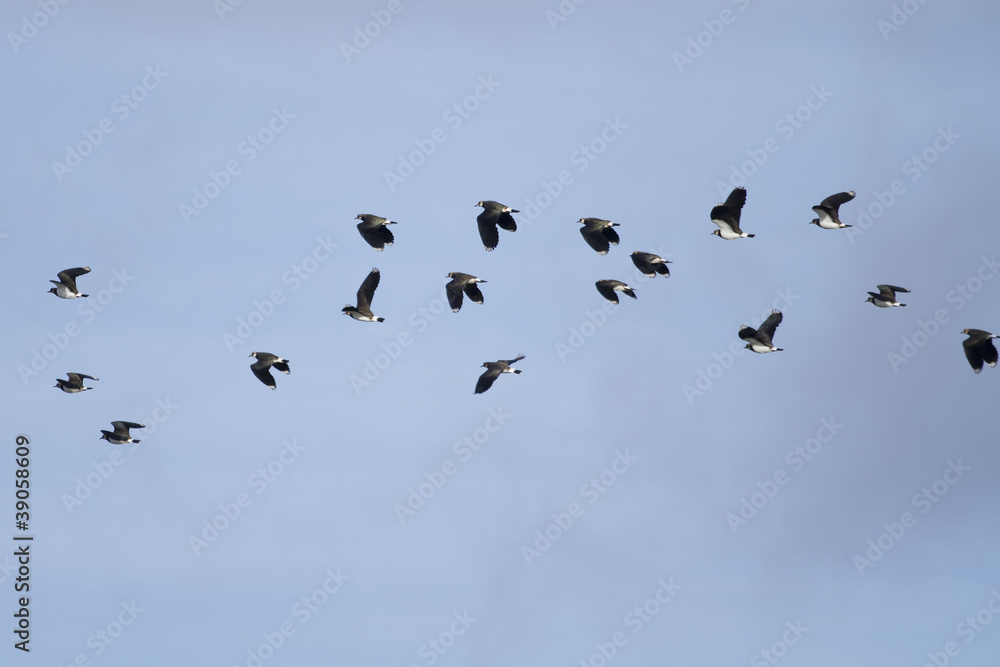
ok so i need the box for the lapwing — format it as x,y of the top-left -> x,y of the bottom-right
475,354 -> 525,394
343,268 -> 385,322
578,218 -> 620,255
475,200 -> 519,251
739,310 -> 784,353
48,267 -> 90,299
446,272 -> 487,313
810,191 -> 855,229
99,421 -> 144,444
711,187 -> 754,239
866,284 -> 910,307
630,251 -> 671,278
55,373 -> 99,393
596,279 -> 636,304
249,352 -> 291,390
961,329 -> 999,374
355,214 -> 397,250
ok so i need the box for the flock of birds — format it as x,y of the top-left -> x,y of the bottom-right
46,186 -> 999,442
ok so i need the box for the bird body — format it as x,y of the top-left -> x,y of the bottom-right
578,218 -> 620,254
866,284 -> 910,307
711,187 -> 754,239
49,267 -> 91,298
961,329 -> 999,373
475,200 -> 519,251
343,268 -> 385,322
446,272 -> 487,312
355,214 -> 397,250
810,191 -> 855,229
250,352 -> 291,389
595,280 -> 636,304
99,421 -> 144,444
475,354 -> 525,394
55,372 -> 99,393
739,310 -> 784,353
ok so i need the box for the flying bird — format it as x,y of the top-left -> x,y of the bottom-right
99,421 -> 145,444
866,284 -> 910,307
446,272 -> 487,313
578,218 -> 620,254
475,354 -> 525,394
711,187 -> 754,239
739,310 -> 784,353
355,214 -> 397,250
961,329 -> 999,374
810,191 -> 855,229
630,251 -> 671,278
475,200 -> 519,251
343,268 -> 385,322
596,279 -> 636,304
249,352 -> 291,389
55,373 -> 99,393
48,267 -> 91,299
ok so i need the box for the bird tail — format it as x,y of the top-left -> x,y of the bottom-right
376,317 -> 386,322
843,224 -> 853,228
745,234 -> 755,238
132,439 -> 141,444
81,293 -> 90,297
512,369 -> 522,374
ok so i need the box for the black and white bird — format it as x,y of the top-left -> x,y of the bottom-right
48,267 -> 90,299
596,279 -> 636,304
55,373 -> 99,393
355,214 -> 397,250
739,310 -> 784,353
343,268 -> 385,322
961,329 -> 999,374
866,284 -> 910,307
475,200 -> 519,251
810,191 -> 855,229
249,352 -> 291,390
630,251 -> 671,278
99,421 -> 144,444
446,272 -> 487,313
578,218 -> 620,254
475,354 -> 525,394
711,187 -> 754,239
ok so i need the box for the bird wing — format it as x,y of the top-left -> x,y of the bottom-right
963,336 -> 986,373
738,325 -> 760,342
504,354 -> 525,366
497,211 -> 517,232
475,367 -> 501,394
358,223 -> 393,249
252,364 -> 277,388
581,226 -> 611,254
758,310 -> 783,342
446,281 -> 464,312
477,214 -> 500,251
357,269 -> 381,310
878,284 -> 909,297
271,360 -> 290,374
595,281 -> 620,303
602,226 -> 620,246
58,267 -> 90,282
710,205 -> 741,234
820,191 -> 855,210
111,421 -> 144,434
630,253 -> 654,276
811,205 -> 835,225
463,283 -> 485,305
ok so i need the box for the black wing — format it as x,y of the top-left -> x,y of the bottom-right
595,281 -> 620,304
820,191 -> 855,211
877,284 -> 910,298
477,212 -> 500,251
358,223 -> 394,250
446,282 -> 464,312
738,325 -> 759,342
758,310 -> 783,342
464,283 -> 485,305
581,226 -> 612,254
357,268 -> 381,310
475,367 -> 501,394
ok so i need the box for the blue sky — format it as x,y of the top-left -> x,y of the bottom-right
4,1 -> 1000,665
